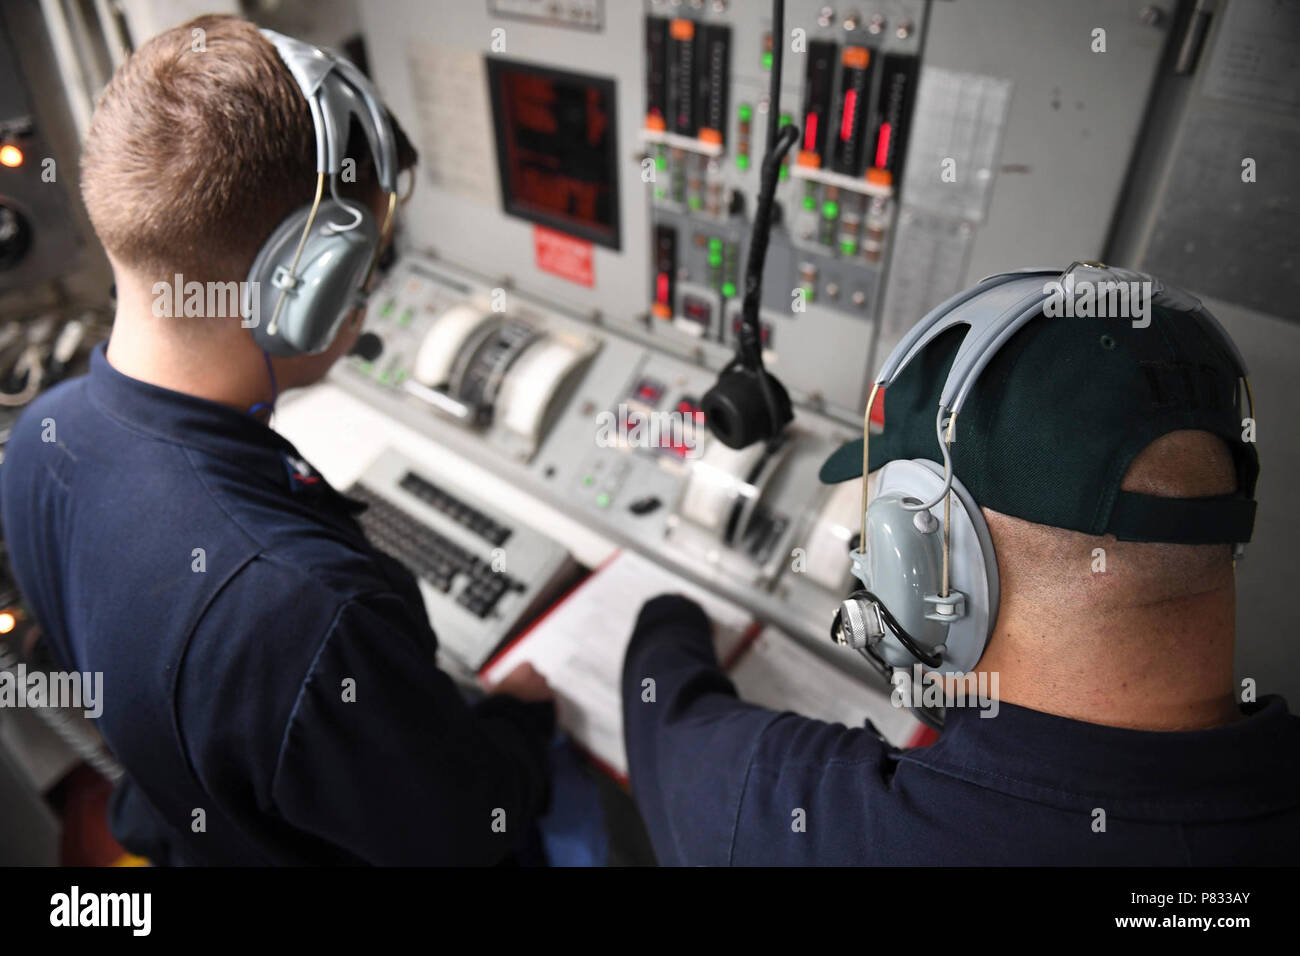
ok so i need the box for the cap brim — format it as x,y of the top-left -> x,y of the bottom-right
819,438 -> 865,484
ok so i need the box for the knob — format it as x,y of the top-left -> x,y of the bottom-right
835,596 -> 882,650
350,331 -> 384,362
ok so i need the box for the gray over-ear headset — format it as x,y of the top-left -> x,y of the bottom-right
244,29 -> 399,357
831,263 -> 1256,698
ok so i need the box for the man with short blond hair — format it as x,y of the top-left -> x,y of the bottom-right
1,15 -> 555,865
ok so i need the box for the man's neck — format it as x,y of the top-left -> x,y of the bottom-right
104,287 -> 277,415
975,584 -> 1241,731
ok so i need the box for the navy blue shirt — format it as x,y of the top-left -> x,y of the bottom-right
623,595 -> 1300,865
0,344 -> 553,865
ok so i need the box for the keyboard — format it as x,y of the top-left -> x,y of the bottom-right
349,450 -> 576,671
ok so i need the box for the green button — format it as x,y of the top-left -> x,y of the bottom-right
654,188 -> 665,199
736,153 -> 750,171
738,103 -> 753,122
378,370 -> 392,385
688,195 -> 702,210
802,195 -> 816,210
596,492 -> 611,508
762,51 -> 773,70
655,153 -> 667,170
840,239 -> 857,256
803,285 -> 816,302
583,475 -> 595,487
822,200 -> 839,218
780,113 -> 792,127
722,281 -> 736,298
779,165 -> 788,180
708,237 -> 722,251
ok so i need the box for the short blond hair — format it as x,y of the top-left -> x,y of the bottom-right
80,14 -> 415,286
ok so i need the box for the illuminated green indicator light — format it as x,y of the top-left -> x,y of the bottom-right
688,195 -> 702,210
655,154 -> 667,171
802,195 -> 816,210
378,370 -> 392,385
380,299 -> 396,318
722,281 -> 737,298
654,188 -> 666,199
596,492 -> 611,508
708,253 -> 723,268
708,237 -> 723,251
822,200 -> 839,218
738,103 -> 753,122
779,165 -> 789,180
399,308 -> 414,327
804,285 -> 816,301
840,239 -> 857,255
736,153 -> 750,170
762,51 -> 773,70
583,475 -> 595,487
780,112 -> 792,127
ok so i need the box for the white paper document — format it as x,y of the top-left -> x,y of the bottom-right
481,550 -> 922,776
480,550 -> 755,776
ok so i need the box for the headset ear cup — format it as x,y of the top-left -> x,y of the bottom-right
852,460 -> 999,674
246,199 -> 379,357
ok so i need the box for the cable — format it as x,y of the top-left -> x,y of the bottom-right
900,405 -> 955,512
247,349 -> 279,420
726,0 -> 799,445
833,589 -> 943,668
701,0 -> 798,451
0,346 -> 43,407
324,176 -> 364,235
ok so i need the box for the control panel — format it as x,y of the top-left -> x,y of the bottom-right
346,0 -> 1167,660
342,255 -> 866,656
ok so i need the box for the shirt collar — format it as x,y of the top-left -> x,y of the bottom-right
87,342 -> 289,457
906,695 -> 1300,819
85,342 -> 363,515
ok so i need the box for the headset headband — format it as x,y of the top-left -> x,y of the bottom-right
859,262 -> 1257,549
259,29 -> 398,195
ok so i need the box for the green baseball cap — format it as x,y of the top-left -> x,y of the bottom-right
819,266 -> 1259,544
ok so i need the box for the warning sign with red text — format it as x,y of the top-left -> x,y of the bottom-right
534,226 -> 595,287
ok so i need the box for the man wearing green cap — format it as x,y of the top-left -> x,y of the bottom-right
620,266 -> 1300,865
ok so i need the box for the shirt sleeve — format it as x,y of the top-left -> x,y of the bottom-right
620,594 -> 783,865
270,590 -> 554,865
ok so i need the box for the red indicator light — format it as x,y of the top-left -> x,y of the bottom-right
804,113 -> 819,152
874,122 -> 892,170
840,90 -> 857,142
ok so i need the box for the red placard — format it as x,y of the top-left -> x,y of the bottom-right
534,225 -> 595,287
